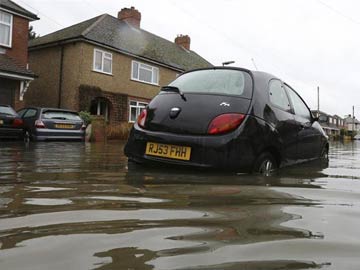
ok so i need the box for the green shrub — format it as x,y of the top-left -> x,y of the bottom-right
79,111 -> 93,126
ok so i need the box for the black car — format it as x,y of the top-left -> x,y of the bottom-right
17,107 -> 86,141
0,104 -> 24,140
124,67 -> 329,174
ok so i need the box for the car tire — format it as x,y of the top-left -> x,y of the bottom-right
320,146 -> 329,160
23,130 -> 31,143
253,152 -> 277,176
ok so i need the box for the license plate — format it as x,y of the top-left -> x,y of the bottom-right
55,124 -> 74,129
145,142 -> 191,161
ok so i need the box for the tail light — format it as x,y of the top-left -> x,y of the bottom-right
207,113 -> 246,135
12,118 -> 23,128
35,120 -> 45,128
137,109 -> 147,128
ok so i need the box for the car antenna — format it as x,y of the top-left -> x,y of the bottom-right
251,58 -> 258,71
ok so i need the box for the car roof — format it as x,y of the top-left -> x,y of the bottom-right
20,107 -> 79,113
180,66 -> 280,81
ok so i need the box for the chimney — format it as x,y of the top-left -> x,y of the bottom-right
175,35 -> 191,50
118,7 -> 141,28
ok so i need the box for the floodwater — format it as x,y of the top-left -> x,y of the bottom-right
0,140 -> 359,270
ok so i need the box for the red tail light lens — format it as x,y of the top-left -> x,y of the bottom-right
207,113 -> 246,135
12,118 -> 23,128
35,120 -> 45,128
137,109 -> 147,128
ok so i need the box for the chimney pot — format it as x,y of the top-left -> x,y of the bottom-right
175,35 -> 191,50
118,6 -> 141,28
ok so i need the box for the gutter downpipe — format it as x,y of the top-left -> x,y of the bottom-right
58,45 -> 64,108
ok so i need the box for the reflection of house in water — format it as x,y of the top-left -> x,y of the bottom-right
311,110 -> 346,138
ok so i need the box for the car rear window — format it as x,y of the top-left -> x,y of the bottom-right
169,69 -> 253,98
0,106 -> 16,115
42,111 -> 82,121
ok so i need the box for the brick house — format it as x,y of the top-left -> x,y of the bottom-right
312,110 -> 346,138
0,0 -> 39,109
26,7 -> 212,124
344,114 -> 360,134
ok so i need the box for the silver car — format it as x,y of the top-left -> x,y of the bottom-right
17,107 -> 85,141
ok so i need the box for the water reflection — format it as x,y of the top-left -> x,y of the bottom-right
0,141 -> 359,269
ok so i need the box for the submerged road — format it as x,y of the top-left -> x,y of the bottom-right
0,140 -> 359,269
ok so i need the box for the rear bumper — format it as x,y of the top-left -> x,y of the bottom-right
0,128 -> 23,139
33,128 -> 85,141
124,123 -> 257,171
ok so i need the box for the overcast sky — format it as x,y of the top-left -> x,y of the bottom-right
16,0 -> 360,118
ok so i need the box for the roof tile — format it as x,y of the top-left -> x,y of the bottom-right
29,14 -> 212,71
0,0 -> 39,20
0,54 -> 36,78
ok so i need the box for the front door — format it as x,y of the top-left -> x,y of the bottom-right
0,78 -> 16,106
267,79 -> 298,162
285,85 -> 322,160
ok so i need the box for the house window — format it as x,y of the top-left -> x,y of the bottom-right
131,61 -> 159,85
0,11 -> 13,47
93,49 -> 112,74
129,100 -> 148,122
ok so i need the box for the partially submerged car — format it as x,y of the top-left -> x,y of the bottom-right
0,104 -> 24,140
124,67 -> 329,174
17,107 -> 86,141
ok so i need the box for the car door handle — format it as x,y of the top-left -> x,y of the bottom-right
300,122 -> 312,129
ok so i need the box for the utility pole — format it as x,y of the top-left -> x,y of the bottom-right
353,105 -> 355,134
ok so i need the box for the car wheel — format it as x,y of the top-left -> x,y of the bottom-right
253,152 -> 277,176
320,146 -> 329,160
23,130 -> 31,143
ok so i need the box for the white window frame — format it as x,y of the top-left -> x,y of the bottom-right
131,60 -> 159,85
0,11 -> 13,48
93,49 -> 112,75
128,100 -> 148,123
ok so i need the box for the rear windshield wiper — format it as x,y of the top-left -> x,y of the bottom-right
160,86 -> 186,101
50,117 -> 67,120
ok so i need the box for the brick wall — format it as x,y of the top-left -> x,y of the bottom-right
26,47 -> 61,107
28,41 -> 180,122
5,15 -> 29,65
77,43 -> 178,100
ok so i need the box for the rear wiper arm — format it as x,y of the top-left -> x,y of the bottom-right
160,86 -> 186,101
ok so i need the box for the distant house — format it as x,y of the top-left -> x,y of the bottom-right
0,0 -> 39,109
344,115 -> 360,134
311,110 -> 345,137
26,7 -> 212,123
